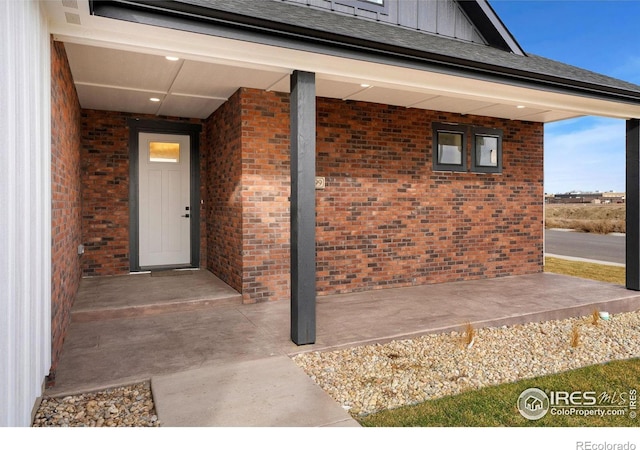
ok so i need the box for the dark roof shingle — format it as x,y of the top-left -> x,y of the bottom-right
147,0 -> 640,101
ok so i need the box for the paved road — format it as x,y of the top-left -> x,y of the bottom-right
545,229 -> 625,265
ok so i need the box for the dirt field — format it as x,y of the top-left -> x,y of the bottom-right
545,203 -> 625,234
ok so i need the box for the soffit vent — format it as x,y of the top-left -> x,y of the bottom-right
65,12 -> 81,25
61,0 -> 79,9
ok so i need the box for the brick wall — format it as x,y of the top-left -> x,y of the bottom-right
81,110 -> 131,276
207,89 -> 543,303
79,87 -> 543,304
81,110 -> 205,276
315,99 -> 544,293
239,89 -> 291,303
204,91 -> 244,293
50,40 -> 83,374
205,88 -> 292,303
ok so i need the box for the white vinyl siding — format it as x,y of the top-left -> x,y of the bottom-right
0,0 -> 52,427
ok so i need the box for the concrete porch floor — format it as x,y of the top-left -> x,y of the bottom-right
46,270 -> 640,426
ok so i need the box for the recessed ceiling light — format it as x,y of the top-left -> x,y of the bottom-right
516,105 -> 526,109
149,97 -> 161,102
165,56 -> 179,61
360,83 -> 371,88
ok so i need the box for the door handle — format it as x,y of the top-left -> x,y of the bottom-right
181,214 -> 190,218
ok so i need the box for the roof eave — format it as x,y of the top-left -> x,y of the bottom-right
90,0 -> 640,107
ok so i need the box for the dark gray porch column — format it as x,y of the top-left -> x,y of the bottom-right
290,70 -> 316,344
626,118 -> 640,290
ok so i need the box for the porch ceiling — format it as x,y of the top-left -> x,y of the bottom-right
44,1 -> 640,122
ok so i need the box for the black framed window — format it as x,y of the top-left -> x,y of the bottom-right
472,127 -> 503,173
432,123 -> 467,172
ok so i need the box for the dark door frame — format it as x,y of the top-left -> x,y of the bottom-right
127,118 -> 202,272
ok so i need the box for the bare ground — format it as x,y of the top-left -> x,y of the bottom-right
545,203 -> 625,234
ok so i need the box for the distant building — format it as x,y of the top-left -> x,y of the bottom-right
602,192 -> 626,203
546,192 -> 626,204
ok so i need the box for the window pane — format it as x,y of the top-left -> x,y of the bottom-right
475,135 -> 498,167
149,142 -> 180,163
438,132 -> 463,165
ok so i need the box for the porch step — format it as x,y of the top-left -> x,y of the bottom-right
71,295 -> 242,322
71,270 -> 242,323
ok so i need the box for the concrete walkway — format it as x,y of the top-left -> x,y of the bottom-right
151,355 -> 356,426
46,270 -> 640,426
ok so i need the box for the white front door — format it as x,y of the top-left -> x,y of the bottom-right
138,132 -> 191,267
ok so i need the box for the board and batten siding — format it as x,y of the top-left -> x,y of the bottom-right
281,0 -> 486,44
1,0 -> 52,427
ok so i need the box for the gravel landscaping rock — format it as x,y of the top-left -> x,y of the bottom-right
32,382 -> 159,427
32,310 -> 640,425
293,310 -> 640,417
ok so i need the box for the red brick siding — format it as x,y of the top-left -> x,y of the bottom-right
79,88 -> 543,304
240,89 -> 291,303
209,89 -> 543,302
50,40 -> 83,374
315,99 -> 544,293
80,110 -> 205,276
81,110 -> 131,276
204,91 -> 244,293
205,88 -> 291,303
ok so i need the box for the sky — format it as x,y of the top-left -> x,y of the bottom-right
488,0 -> 640,194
